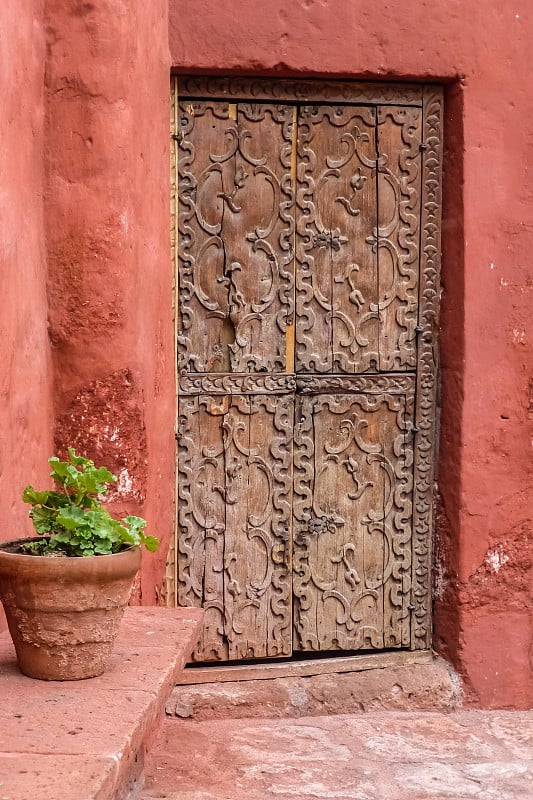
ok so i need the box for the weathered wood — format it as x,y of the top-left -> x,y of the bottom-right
295,105 -> 379,374
178,76 -> 424,107
410,87 -> 444,650
174,649 -> 433,684
177,100 -> 295,374
172,79 -> 443,664
292,391 -> 414,652
376,106 -> 422,371
177,394 -> 293,661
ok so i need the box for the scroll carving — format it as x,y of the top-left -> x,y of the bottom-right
178,101 -> 295,374
180,373 -> 296,396
295,105 -> 381,374
293,392 -> 414,651
295,105 -> 422,375
179,76 -> 423,107
177,394 -> 293,661
410,89 -> 443,650
373,106 -> 422,371
296,373 -> 415,395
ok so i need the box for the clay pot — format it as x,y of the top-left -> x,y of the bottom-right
0,539 -> 141,680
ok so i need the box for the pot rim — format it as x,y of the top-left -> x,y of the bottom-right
0,537 -> 142,580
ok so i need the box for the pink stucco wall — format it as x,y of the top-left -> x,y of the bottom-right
1,0 -> 531,708
168,0 -> 533,708
0,0 -> 54,631
0,2 -> 53,540
43,0 -> 173,604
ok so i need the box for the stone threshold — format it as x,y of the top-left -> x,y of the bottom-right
168,655 -> 462,720
0,606 -> 203,800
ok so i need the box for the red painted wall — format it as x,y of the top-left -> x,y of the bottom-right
1,0 -> 530,708
0,2 -> 53,538
169,0 -> 533,708
0,0 -> 54,631
43,0 -> 173,604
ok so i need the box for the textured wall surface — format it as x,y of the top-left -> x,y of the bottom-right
1,0 -> 530,707
44,0 -> 172,604
0,2 -> 53,541
169,0 -> 533,708
0,0 -> 53,631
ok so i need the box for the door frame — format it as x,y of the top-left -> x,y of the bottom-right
165,75 -> 444,660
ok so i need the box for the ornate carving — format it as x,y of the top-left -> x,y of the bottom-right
180,372 -> 296,395
179,76 -> 424,107
172,79 -> 443,661
373,106 -> 422,371
293,392 -> 414,651
177,394 -> 293,661
296,373 -> 415,395
295,105 -> 381,374
294,105 -> 422,376
410,88 -> 443,650
178,100 -> 295,374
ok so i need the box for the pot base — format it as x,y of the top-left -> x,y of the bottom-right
7,607 -> 126,680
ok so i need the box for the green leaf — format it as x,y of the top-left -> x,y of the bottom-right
142,535 -> 159,553
94,466 -> 116,484
56,506 -> 87,530
68,448 -> 92,467
49,457 -> 69,479
23,487 -> 52,506
29,507 -> 55,534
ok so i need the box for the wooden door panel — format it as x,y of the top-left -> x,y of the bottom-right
376,106 -> 422,371
295,105 -> 379,374
178,101 -> 295,374
177,393 -> 293,661
173,79 -> 443,661
293,388 -> 414,651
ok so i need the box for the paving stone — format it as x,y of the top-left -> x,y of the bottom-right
142,711 -> 533,800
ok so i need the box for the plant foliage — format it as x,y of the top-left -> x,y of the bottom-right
22,448 -> 159,557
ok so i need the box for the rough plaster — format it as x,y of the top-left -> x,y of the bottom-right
0,0 -> 531,707
44,0 -> 172,605
0,1 -> 54,586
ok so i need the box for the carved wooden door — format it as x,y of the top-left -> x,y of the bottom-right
171,78 -> 443,663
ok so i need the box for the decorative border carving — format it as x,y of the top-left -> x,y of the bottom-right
296,374 -> 416,395
178,76 -> 423,107
179,373 -> 297,395
410,87 -> 444,649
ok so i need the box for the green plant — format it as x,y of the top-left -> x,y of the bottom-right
22,448 -> 159,557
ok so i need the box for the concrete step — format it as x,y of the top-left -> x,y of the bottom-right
142,710 -> 533,800
0,607 -> 203,800
167,656 -> 462,721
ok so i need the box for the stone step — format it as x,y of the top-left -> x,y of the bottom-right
167,656 -> 462,721
0,607 -> 203,800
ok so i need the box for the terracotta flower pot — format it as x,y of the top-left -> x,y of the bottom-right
0,539 -> 141,680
